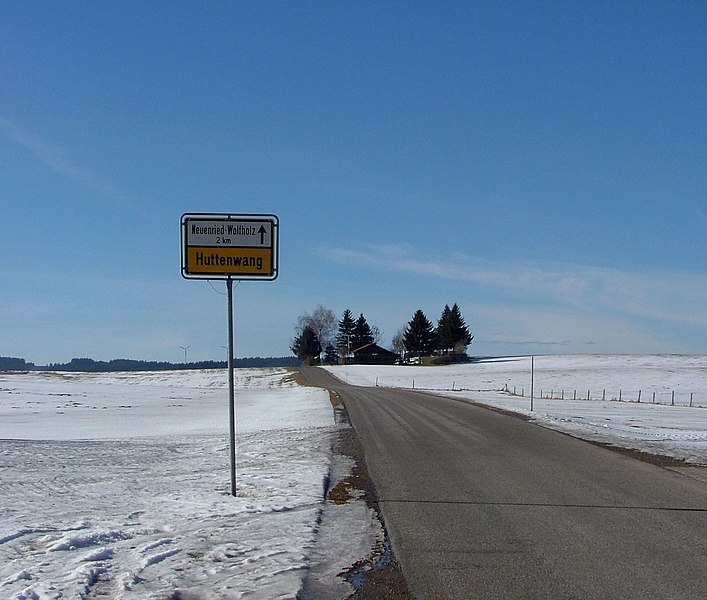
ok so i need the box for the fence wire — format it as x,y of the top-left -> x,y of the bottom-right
500,385 -> 704,408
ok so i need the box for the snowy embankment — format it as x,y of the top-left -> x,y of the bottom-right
0,369 -> 339,599
327,354 -> 707,465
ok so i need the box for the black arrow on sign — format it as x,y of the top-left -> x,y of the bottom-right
258,225 -> 267,245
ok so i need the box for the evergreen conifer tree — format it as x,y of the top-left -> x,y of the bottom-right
437,305 -> 454,353
403,309 -> 437,359
352,313 -> 375,349
450,303 -> 473,352
290,325 -> 321,365
336,309 -> 356,354
437,303 -> 473,354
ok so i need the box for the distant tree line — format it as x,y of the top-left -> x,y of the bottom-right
0,357 -> 35,371
291,303 -> 473,365
0,356 -> 300,372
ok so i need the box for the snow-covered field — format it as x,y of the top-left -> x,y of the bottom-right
2,355 -> 705,599
0,368 -> 360,600
327,354 -> 707,465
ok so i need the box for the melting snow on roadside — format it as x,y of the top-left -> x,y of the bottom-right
0,369 -> 338,599
328,354 -> 707,464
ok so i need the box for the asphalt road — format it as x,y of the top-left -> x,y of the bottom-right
301,367 -> 707,600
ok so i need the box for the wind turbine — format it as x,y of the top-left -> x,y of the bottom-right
179,345 -> 191,364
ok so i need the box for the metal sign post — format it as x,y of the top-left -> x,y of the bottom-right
227,277 -> 236,496
181,213 -> 279,497
530,356 -> 535,412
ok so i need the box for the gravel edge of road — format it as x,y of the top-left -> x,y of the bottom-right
294,368 -> 413,600
328,389 -> 413,600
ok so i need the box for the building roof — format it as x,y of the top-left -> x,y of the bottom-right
351,343 -> 398,357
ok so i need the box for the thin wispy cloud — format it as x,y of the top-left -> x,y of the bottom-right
468,303 -> 676,354
326,244 -> 707,329
0,116 -> 127,203
490,339 -> 572,347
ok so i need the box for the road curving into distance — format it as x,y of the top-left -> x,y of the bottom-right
300,367 -> 707,600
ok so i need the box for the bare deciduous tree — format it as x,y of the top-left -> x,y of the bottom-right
296,305 -> 336,352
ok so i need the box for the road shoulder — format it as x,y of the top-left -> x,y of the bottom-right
297,371 -> 412,600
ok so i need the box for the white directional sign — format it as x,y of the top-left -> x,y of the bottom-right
181,213 -> 279,280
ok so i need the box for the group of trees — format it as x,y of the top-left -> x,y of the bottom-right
290,305 -> 380,365
290,305 -> 334,365
394,304 -> 473,360
335,309 -> 380,352
0,357 -> 35,371
291,303 -> 473,365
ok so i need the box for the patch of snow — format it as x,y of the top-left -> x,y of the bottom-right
0,368 -> 374,599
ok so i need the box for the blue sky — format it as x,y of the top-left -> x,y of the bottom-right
1,1 -> 705,364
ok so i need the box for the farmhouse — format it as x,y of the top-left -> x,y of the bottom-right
350,343 -> 399,366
